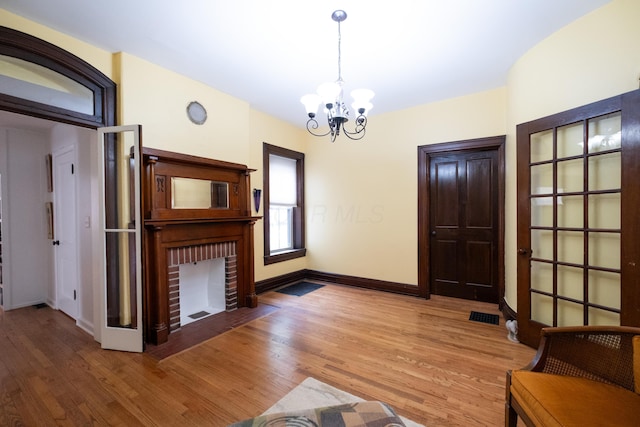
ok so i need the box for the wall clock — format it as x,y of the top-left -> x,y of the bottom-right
186,101 -> 207,125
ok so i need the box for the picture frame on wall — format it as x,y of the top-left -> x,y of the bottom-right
46,202 -> 54,239
46,154 -> 53,192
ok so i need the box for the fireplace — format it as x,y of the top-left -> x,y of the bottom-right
141,148 -> 259,346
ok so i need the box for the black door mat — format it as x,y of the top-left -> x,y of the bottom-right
469,311 -> 500,325
276,282 -> 324,296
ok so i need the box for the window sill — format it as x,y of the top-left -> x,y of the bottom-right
264,248 -> 306,265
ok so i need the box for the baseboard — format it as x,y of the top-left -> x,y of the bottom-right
501,296 -> 517,321
256,269 -> 420,297
255,270 -> 307,294
76,317 -> 94,336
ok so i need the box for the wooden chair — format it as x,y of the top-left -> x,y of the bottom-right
505,325 -> 640,426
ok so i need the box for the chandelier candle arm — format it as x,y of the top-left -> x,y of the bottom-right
300,9 -> 374,142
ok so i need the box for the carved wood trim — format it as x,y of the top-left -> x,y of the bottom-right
141,149 -> 259,345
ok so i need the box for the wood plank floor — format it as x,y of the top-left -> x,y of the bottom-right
0,284 -> 535,426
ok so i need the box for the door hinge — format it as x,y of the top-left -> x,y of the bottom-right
73,290 -> 76,300
71,163 -> 75,174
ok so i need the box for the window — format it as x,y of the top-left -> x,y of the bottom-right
263,143 -> 305,264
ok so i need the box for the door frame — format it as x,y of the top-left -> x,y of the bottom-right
0,27 -> 116,341
418,136 -> 505,304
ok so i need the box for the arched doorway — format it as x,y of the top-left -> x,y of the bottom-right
0,26 -> 115,128
0,26 -> 117,335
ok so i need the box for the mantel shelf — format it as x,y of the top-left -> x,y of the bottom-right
144,216 -> 262,227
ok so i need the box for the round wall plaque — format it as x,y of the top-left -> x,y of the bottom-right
186,101 -> 207,125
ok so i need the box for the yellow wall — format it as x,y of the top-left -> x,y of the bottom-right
504,0 -> 640,311
116,52 -> 251,165
304,88 -> 507,284
0,10 -> 112,80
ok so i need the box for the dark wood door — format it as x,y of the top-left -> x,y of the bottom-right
516,89 -> 640,348
429,150 -> 499,303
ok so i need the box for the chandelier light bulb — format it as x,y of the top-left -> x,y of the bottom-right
351,88 -> 375,103
352,101 -> 373,116
351,89 -> 375,114
300,94 -> 322,116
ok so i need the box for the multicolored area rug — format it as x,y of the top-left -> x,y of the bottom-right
262,377 -> 424,427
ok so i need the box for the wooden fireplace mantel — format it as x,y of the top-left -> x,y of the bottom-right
141,148 -> 260,345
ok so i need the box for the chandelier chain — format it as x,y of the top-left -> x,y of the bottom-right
337,20 -> 342,82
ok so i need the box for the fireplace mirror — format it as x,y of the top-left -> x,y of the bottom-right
171,177 -> 229,209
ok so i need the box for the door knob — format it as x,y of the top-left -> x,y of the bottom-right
431,231 -> 436,236
52,240 -> 60,246
518,248 -> 529,255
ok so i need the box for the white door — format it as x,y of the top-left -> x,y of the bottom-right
53,146 -> 78,319
98,125 -> 143,352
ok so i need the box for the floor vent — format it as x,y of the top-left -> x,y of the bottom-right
469,311 -> 499,325
188,310 -> 210,320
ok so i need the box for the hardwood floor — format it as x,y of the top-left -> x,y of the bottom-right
0,284 -> 535,426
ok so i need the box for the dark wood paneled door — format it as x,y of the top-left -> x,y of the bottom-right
429,149 -> 500,302
418,137 -> 505,303
516,89 -> 640,348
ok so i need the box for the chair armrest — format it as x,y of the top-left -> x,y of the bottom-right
517,325 -> 640,392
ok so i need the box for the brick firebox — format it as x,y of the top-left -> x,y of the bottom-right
167,242 -> 238,332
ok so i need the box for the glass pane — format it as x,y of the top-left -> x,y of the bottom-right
557,195 -> 583,228
104,232 -> 137,328
530,130 -> 554,163
105,132 -> 135,230
557,158 -> 583,193
557,230 -> 583,265
588,308 -> 619,326
531,261 -> 553,293
0,54 -> 94,115
588,232 -> 620,269
587,112 -> 621,153
531,293 -> 553,326
531,198 -> 553,227
558,299 -> 583,326
531,229 -> 553,260
588,152 -> 621,191
531,163 -> 553,195
557,122 -> 584,158
588,193 -> 620,229
588,270 -> 620,310
557,265 -> 583,300
269,206 -> 293,252
104,130 -> 137,329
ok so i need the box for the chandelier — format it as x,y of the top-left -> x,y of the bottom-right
300,10 -> 375,142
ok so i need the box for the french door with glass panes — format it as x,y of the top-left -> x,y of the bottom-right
516,89 -> 640,348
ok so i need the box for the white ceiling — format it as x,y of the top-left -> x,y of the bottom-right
1,0 -> 611,128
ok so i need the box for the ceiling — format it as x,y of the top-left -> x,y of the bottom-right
1,0 -> 611,129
